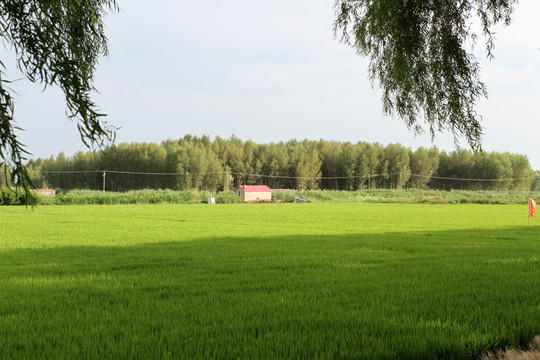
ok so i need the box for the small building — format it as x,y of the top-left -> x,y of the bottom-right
35,188 -> 56,196
234,185 -> 272,202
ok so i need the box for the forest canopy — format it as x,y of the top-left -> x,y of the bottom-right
16,136 -> 536,193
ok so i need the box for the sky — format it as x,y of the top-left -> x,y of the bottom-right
2,0 -> 539,169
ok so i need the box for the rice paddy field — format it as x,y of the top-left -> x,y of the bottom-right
1,203 -> 539,359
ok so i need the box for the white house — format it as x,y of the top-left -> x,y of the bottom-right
35,188 -> 56,196
234,185 -> 272,202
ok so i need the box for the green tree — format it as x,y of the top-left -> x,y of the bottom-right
319,141 -> 344,190
242,140 -> 260,185
164,142 -> 190,190
437,149 -> 474,189
471,152 -> 513,190
357,142 -> 382,189
409,147 -> 439,189
509,154 -> 534,190
221,136 -> 246,188
200,147 -> 224,192
382,144 -> 411,189
70,151 -> 101,190
288,141 -> 322,190
40,152 -> 71,190
256,142 -> 290,189
341,142 -> 358,190
334,0 -> 517,151
1,0 -> 118,200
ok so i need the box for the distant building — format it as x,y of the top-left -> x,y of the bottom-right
35,188 -> 56,196
234,185 -> 272,202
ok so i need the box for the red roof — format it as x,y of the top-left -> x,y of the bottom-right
237,185 -> 272,192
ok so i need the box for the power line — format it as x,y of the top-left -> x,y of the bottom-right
37,170 -> 226,176
407,173 -> 537,182
31,169 -> 540,182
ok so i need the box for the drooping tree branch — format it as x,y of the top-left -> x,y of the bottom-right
0,0 -> 118,200
334,0 -> 517,151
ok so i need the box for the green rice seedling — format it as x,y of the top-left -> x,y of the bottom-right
0,204 -> 538,359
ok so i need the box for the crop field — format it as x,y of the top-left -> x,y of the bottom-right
1,203 -> 539,359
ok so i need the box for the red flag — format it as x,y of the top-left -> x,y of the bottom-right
530,198 -> 537,218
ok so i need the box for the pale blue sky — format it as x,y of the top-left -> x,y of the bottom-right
3,1 -> 539,169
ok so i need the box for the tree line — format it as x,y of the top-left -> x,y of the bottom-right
12,135 -> 537,192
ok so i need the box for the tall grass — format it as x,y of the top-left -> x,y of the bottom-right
274,188 -> 539,205
1,187 -> 538,206
40,189 -> 214,205
0,187 -> 31,205
37,189 -> 240,205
